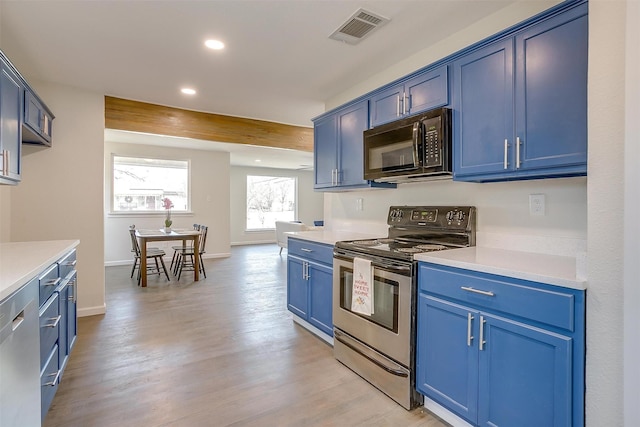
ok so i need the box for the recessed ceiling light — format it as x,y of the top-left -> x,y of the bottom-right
205,39 -> 225,50
181,88 -> 196,95
255,159 -> 262,163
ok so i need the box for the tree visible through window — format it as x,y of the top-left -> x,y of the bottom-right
112,155 -> 189,212
246,175 -> 296,229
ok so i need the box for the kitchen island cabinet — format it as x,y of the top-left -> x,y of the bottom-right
452,1 -> 587,182
0,240 -> 79,425
415,248 -> 585,427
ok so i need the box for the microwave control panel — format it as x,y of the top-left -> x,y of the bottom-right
422,116 -> 442,167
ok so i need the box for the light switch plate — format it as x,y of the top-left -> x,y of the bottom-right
529,194 -> 545,216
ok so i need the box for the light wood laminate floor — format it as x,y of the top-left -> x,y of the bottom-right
44,244 -> 449,427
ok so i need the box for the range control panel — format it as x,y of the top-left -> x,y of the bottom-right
388,206 -> 475,230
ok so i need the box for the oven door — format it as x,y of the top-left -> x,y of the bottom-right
333,254 -> 412,366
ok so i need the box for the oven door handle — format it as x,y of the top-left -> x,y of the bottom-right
334,331 -> 409,378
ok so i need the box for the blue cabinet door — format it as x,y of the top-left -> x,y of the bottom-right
369,84 -> 404,127
478,313 -> 572,427
313,114 -> 337,189
286,256 -> 308,318
405,65 -> 449,116
307,262 -> 333,337
453,39 -> 515,178
515,4 -> 587,173
0,58 -> 23,184
337,100 -> 369,187
416,294 -> 479,424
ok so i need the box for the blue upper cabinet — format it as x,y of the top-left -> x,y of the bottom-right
0,56 -> 24,185
370,65 -> 449,127
313,100 -> 394,191
453,2 -> 588,182
23,90 -> 54,146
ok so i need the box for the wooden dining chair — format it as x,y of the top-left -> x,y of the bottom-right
128,226 -> 170,285
170,223 -> 200,274
175,225 -> 208,279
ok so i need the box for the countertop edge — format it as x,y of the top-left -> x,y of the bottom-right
0,240 -> 80,301
415,247 -> 586,291
285,230 -> 379,246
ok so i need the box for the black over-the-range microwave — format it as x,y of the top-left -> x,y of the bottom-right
363,107 -> 452,183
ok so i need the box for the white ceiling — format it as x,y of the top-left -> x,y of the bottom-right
1,0 -> 519,169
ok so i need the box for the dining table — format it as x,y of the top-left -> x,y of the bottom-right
135,229 -> 200,287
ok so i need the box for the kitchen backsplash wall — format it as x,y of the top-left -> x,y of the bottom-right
324,176 -> 586,257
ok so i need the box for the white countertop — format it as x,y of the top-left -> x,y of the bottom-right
415,246 -> 586,290
0,240 -> 80,301
285,229 -> 380,246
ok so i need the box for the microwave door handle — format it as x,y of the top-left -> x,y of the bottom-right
412,122 -> 421,166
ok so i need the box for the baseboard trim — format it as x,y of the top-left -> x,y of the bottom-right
78,304 -> 106,317
423,397 -> 473,427
231,240 -> 276,246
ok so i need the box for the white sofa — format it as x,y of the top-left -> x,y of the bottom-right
275,221 -> 310,254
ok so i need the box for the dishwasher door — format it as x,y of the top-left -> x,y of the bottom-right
0,278 -> 41,427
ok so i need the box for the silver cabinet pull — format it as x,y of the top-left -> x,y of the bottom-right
516,136 -> 521,168
44,315 -> 62,328
503,139 -> 508,169
300,248 -> 313,253
467,313 -> 474,347
43,370 -> 61,387
44,277 -> 61,287
64,260 -> 77,267
396,95 -> 401,117
461,286 -> 495,297
0,149 -> 7,176
403,93 -> 409,115
479,316 -> 487,351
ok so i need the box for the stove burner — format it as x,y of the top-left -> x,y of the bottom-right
396,247 -> 424,254
351,240 -> 380,246
415,244 -> 448,251
378,238 -> 395,244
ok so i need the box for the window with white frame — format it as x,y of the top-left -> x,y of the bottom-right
112,155 -> 189,212
246,175 -> 296,230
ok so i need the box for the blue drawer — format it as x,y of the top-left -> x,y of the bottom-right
58,249 -> 77,280
288,238 -> 333,265
38,263 -> 60,307
418,263 -> 576,332
39,293 -> 60,370
40,344 -> 59,422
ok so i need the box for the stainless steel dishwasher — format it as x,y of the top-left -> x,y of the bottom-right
0,278 -> 41,427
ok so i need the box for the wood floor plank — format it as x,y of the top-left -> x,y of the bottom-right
44,244 -> 449,427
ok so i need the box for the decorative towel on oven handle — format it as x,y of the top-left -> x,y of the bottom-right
351,257 -> 374,316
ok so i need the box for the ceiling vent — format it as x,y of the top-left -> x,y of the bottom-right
329,8 -> 390,45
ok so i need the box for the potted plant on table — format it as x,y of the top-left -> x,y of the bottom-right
162,197 -> 174,232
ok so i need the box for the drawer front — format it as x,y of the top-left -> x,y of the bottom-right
58,249 -> 77,280
418,264 -> 576,331
288,238 -> 333,265
38,263 -> 60,307
39,293 -> 60,369
40,344 -> 60,422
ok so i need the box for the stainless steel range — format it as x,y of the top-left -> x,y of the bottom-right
332,206 -> 476,409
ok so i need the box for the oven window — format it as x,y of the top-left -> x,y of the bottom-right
339,266 -> 399,332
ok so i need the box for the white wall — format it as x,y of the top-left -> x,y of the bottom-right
230,166 -> 324,245
623,2 -> 640,425
104,141 -> 231,264
10,81 -> 107,317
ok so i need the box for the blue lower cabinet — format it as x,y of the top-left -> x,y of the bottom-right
416,262 -> 584,427
286,238 -> 334,339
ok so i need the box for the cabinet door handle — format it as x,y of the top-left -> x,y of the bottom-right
64,260 -> 77,267
44,278 -> 61,287
403,93 -> 408,115
516,136 -> 521,169
479,316 -> 487,351
396,95 -> 401,117
44,315 -> 62,328
467,313 -> 474,347
43,370 -> 61,387
503,139 -> 509,169
461,286 -> 495,297
300,248 -> 313,253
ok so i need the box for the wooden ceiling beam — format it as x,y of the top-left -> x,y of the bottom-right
104,96 -> 313,152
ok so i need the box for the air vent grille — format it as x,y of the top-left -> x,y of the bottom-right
329,8 -> 390,45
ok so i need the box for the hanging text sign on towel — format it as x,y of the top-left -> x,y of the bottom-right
351,257 -> 374,315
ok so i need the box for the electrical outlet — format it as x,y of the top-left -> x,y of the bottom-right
529,194 -> 545,216
356,198 -> 364,211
